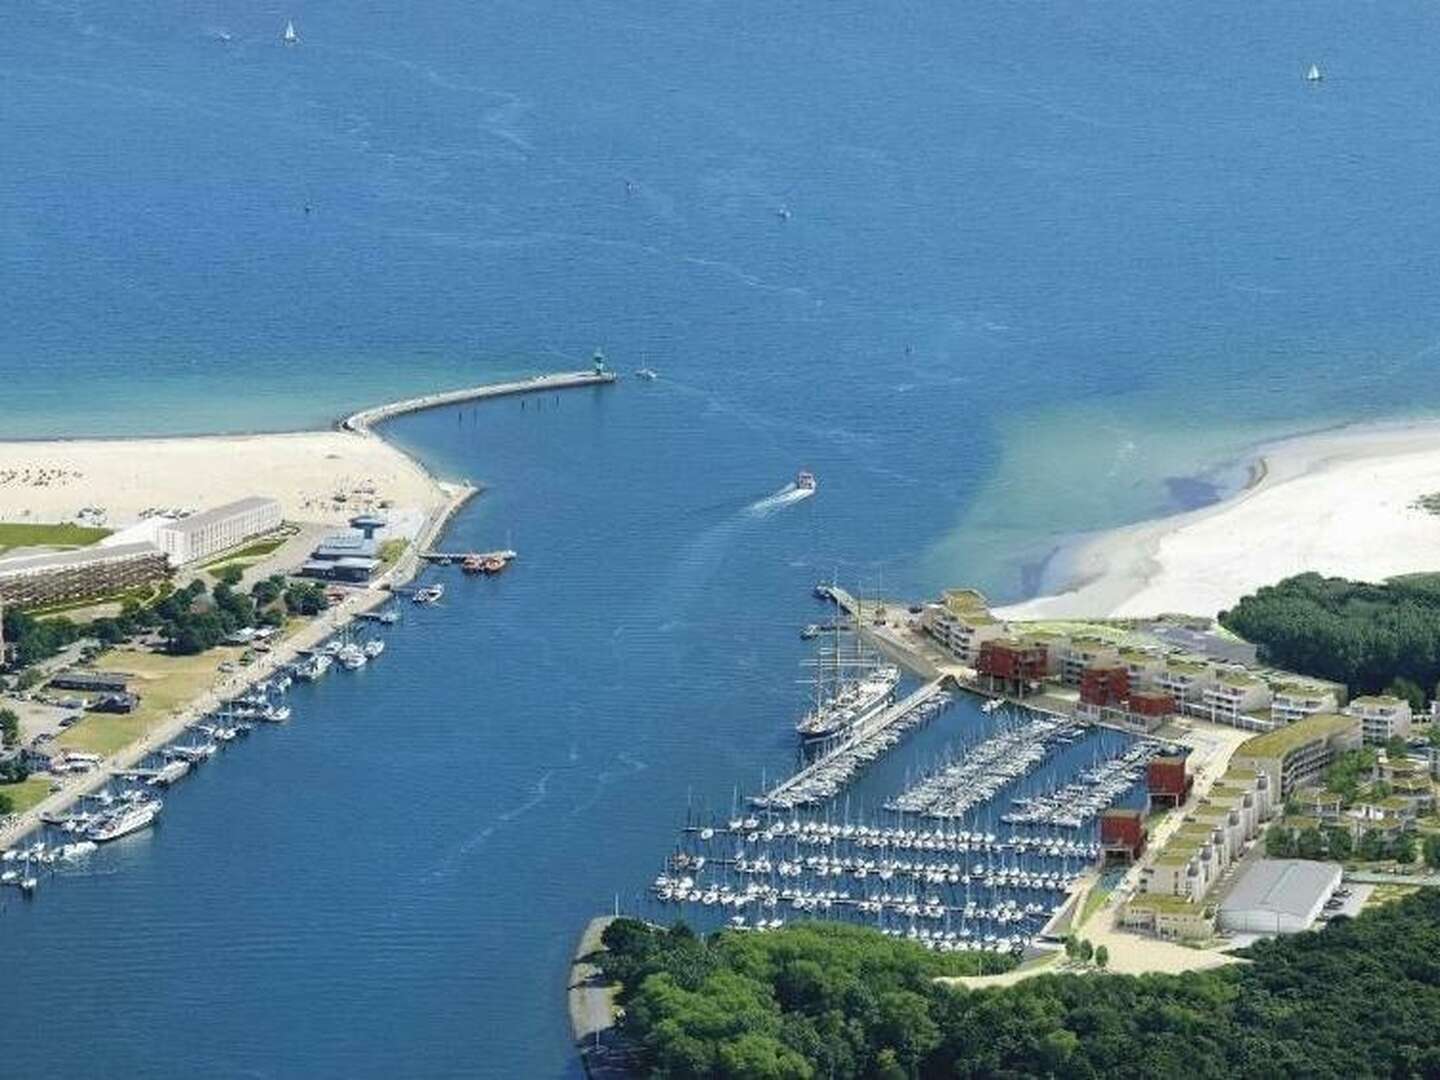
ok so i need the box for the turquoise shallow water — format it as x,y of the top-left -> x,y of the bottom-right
5,1 -> 1440,1074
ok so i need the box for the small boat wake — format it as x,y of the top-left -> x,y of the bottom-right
746,481 -> 815,518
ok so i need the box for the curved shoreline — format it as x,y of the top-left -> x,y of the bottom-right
996,415 -> 1440,622
0,371 -> 615,849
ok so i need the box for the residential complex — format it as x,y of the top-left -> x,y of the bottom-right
156,496 -> 283,566
920,591 -> 1347,735
0,542 -> 170,609
1345,694 -> 1413,745
1122,763 -> 1274,939
1232,712 -> 1362,797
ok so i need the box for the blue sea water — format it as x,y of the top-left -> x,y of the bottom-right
5,0 -> 1440,1075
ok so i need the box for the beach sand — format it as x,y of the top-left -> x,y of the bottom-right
997,419 -> 1440,621
0,430 -> 442,528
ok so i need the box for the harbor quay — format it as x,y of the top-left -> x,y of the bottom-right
1,371 -> 619,871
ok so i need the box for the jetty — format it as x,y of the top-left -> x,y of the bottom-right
752,677 -> 953,809
340,370 -> 617,433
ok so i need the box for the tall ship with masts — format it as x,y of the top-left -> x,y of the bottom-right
794,617 -> 900,741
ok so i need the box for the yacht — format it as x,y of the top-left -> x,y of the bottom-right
87,799 -> 163,843
337,644 -> 367,670
635,368 -> 658,380
362,639 -> 385,659
1306,63 -> 1323,82
796,470 -> 817,491
283,19 -> 298,45
412,584 -> 445,605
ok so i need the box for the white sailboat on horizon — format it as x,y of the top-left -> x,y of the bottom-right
283,20 -> 298,46
1306,63 -> 1323,82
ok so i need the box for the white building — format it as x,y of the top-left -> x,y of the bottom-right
1271,684 -> 1341,726
1346,695 -> 1413,745
922,589 -> 1004,665
156,497 -> 283,566
1218,859 -> 1342,935
1191,672 -> 1273,731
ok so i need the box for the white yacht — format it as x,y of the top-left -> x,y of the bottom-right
87,799 -> 163,843
338,644 -> 367,670
362,639 -> 385,659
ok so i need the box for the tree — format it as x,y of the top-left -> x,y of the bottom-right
0,791 -> 11,815
1094,944 -> 1109,970
1385,734 -> 1413,760
1078,938 -> 1094,964
1297,827 -> 1326,861
216,564 -> 245,587
1423,834 -> 1440,869
15,667 -> 43,691
1360,829 -> 1390,862
1396,832 -> 1418,865
0,707 -> 18,748
1326,827 -> 1354,862
1063,935 -> 1077,961
1388,677 -> 1426,713
1266,824 -> 1296,858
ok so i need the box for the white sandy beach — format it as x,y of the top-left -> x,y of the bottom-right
0,429 -> 443,529
997,419 -> 1440,621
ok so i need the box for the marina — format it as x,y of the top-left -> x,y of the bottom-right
635,585 -> 1160,955
0,609 -> 403,902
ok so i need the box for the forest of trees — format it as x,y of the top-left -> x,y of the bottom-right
1219,572 -> 1440,699
603,891 -> 1440,1078
2,573 -> 326,669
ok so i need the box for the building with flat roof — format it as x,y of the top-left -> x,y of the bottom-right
922,589 -> 1004,665
1346,695 -> 1413,745
156,497 -> 282,566
1233,712 -> 1363,797
299,557 -> 380,583
0,542 -> 169,609
1271,683 -> 1343,727
1218,859 -> 1341,934
311,531 -> 380,561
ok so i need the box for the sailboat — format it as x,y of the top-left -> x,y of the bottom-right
283,20 -> 298,46
1306,63 -> 1323,82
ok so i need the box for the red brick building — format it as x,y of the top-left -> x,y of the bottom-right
1079,665 -> 1130,708
1146,754 -> 1193,809
1129,690 -> 1176,720
1099,808 -> 1147,863
977,639 -> 1048,696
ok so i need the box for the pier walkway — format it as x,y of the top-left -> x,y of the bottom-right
754,677 -> 950,809
340,370 -> 616,433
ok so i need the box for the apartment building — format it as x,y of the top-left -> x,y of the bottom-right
1346,695 -> 1413,745
1232,712 -> 1362,797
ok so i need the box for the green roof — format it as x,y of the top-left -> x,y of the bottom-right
1164,660 -> 1210,675
1350,694 -> 1405,708
1218,672 -> 1265,689
1271,683 -> 1335,701
1237,713 -> 1358,760
1152,851 -> 1194,867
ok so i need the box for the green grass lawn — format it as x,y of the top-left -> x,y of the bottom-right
199,535 -> 289,569
378,539 -> 408,569
57,647 -> 241,756
0,521 -> 110,555
0,777 -> 53,814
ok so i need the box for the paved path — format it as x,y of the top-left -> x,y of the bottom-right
569,916 -> 637,1079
